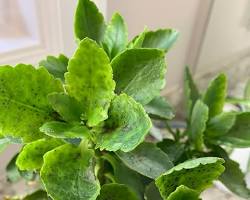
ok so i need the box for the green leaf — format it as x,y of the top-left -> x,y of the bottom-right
205,112 -> 236,138
19,170 -> 36,181
0,137 -> 10,153
97,183 -> 139,200
167,185 -> 200,200
157,139 -> 185,164
23,190 -> 49,200
102,13 -> 128,59
221,160 -> 250,198
0,64 -> 63,142
16,138 -> 64,170
48,93 -> 84,122
211,145 -> 250,198
128,29 -> 179,52
140,29 -> 179,52
6,153 -> 22,183
41,143 -> 100,200
102,154 -> 145,200
74,0 -> 105,43
116,142 -> 173,179
95,94 -> 151,152
155,157 -> 225,199
145,96 -> 174,120
203,74 -> 227,118
111,48 -> 166,105
244,79 -> 250,100
184,67 -> 200,120
39,54 -> 68,81
243,80 -> 250,111
211,112 -> 250,147
145,182 -> 163,200
6,153 -> 35,184
128,29 -> 147,48
188,100 -> 209,150
65,38 -> 115,127
40,121 -> 90,139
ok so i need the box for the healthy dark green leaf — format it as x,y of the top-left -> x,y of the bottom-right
144,182 -> 163,200
74,0 -> 105,42
102,154 -> 145,200
41,143 -> 100,200
65,38 -> 115,127
23,190 -> 50,200
211,112 -> 250,147
39,54 -> 68,81
184,67 -> 200,120
6,153 -> 22,183
128,29 -> 179,52
48,93 -> 84,122
144,96 -> 174,120
140,29 -> 179,52
116,142 -> 173,179
0,64 -> 63,142
95,94 -> 151,152
189,100 -> 209,150
155,157 -> 225,199
102,13 -> 127,59
16,138 -> 64,170
157,139 -> 185,164
111,48 -> 166,105
205,112 -> 236,138
40,121 -> 90,139
97,183 -> 139,200
203,74 -> 227,118
211,145 -> 250,198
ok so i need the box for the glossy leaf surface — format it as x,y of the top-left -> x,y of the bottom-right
74,0 -> 105,42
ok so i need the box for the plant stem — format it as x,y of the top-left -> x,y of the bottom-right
165,121 -> 178,141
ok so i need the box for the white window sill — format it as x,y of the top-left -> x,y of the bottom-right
0,37 -> 40,54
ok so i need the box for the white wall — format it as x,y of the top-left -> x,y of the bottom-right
107,0 -> 212,90
196,0 -> 250,75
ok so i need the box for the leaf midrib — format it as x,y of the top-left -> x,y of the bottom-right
0,95 -> 49,115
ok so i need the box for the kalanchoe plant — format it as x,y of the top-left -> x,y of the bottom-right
151,67 -> 250,199
0,0 -> 227,200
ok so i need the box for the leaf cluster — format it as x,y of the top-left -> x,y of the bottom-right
0,0 -> 243,199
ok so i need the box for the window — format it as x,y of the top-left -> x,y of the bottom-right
0,0 -> 39,53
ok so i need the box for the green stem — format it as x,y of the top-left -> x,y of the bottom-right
165,121 -> 178,141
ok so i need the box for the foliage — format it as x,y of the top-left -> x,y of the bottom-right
1,0 -> 248,199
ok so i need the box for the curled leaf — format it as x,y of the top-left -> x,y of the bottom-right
155,157 -> 225,199
16,138 -> 64,170
95,94 -> 151,152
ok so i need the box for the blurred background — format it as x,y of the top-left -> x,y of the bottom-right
1,0 -> 250,199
